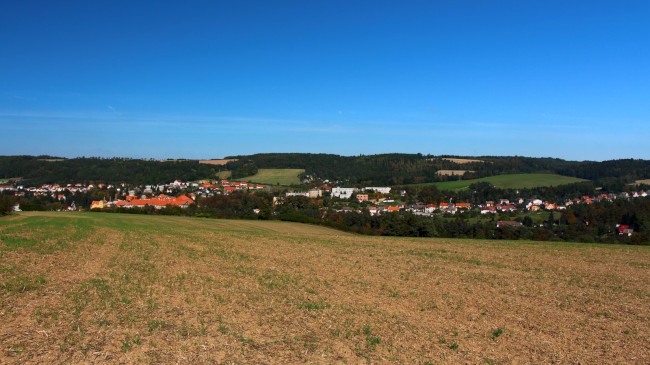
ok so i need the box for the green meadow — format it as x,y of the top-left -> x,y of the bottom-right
240,168 -> 305,185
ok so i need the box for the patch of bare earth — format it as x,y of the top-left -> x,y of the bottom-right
1,213 -> 649,363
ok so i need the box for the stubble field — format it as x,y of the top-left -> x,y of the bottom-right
1,212 -> 648,364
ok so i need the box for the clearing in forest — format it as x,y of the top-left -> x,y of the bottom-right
240,168 -> 305,185
441,157 -> 484,164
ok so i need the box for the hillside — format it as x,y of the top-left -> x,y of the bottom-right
1,212 -> 648,363
408,173 -> 588,190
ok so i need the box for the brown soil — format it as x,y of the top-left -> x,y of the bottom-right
1,212 -> 649,364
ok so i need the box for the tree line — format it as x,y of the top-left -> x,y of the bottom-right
2,154 -> 650,188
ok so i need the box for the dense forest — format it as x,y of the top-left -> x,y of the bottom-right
402,181 -> 601,205
0,156 -> 221,185
2,154 -> 650,188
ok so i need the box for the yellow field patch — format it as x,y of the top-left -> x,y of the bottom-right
199,159 -> 239,166
442,158 -> 484,164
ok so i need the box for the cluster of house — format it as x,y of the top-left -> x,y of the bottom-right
524,192 -> 648,212
0,182 -> 104,199
205,180 -> 269,194
284,186 -> 393,200
129,179 -> 269,197
88,178 -> 273,209
323,189 -> 649,219
92,194 -> 195,210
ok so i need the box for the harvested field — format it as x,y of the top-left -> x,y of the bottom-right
636,179 -> 650,186
199,159 -> 239,166
1,212 -> 649,363
441,158 -> 484,164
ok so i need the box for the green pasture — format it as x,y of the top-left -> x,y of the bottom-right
240,168 -> 305,185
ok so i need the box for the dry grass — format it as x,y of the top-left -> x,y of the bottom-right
199,159 -> 239,166
441,158 -> 484,164
635,179 -> 650,186
1,212 -> 649,363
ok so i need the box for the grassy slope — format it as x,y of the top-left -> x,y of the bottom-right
215,170 -> 232,179
0,212 -> 648,363
410,173 -> 587,190
240,168 -> 305,185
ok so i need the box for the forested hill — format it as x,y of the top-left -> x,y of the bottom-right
225,153 -> 650,186
0,156 -> 221,185
1,154 -> 650,187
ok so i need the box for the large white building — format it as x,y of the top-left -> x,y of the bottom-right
331,187 -> 357,199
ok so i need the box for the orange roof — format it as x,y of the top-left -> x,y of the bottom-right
113,194 -> 194,208
175,195 -> 194,205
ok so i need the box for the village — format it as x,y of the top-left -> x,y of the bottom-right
1,177 -> 647,237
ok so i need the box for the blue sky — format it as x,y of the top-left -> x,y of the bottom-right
1,1 -> 648,161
